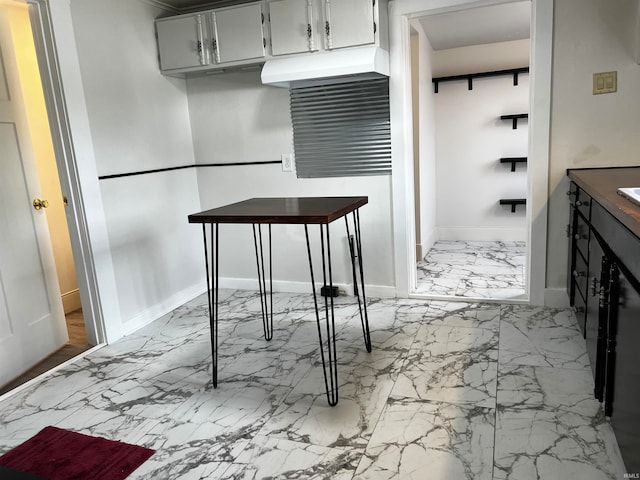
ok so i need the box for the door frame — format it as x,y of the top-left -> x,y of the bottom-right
388,0 -> 552,305
27,0 -> 122,344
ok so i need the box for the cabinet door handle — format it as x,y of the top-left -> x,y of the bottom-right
306,0 -> 315,51
598,286 -> 608,307
576,200 -> 590,207
211,12 -> 221,64
324,0 -> 332,49
574,233 -> 588,240
566,190 -> 577,197
195,15 -> 206,65
573,270 -> 585,278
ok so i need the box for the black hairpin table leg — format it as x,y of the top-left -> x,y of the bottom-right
346,209 -> 372,352
202,223 -> 219,388
253,224 -> 273,341
305,223 -> 339,406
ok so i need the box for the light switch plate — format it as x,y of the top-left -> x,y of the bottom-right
593,71 -> 617,95
281,153 -> 294,172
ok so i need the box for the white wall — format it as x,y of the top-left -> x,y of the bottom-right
69,0 -> 204,333
546,0 -> 640,293
433,40 -> 529,241
410,21 -> 437,261
186,71 -> 396,296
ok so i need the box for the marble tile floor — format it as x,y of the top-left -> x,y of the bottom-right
0,290 -> 628,479
416,241 -> 526,300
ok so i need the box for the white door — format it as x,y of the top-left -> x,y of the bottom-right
0,9 -> 67,388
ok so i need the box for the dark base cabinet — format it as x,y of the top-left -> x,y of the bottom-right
567,168 -> 640,472
608,266 -> 640,472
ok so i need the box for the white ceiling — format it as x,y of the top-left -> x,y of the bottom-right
418,2 -> 531,51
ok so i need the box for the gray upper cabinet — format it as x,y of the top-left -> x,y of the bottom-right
155,0 -> 387,75
210,3 -> 266,64
156,13 -> 209,71
268,0 -> 318,56
324,0 -> 375,50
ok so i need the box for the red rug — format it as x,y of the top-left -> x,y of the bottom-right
0,426 -> 155,480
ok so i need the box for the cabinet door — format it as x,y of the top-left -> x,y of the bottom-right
607,265 -> 640,472
211,3 -> 266,64
156,14 -> 208,71
585,237 -> 609,401
269,0 -> 318,55
325,0 -> 375,50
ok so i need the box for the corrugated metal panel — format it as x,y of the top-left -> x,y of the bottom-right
290,77 -> 391,178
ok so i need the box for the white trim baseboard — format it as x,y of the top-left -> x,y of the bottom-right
544,288 -> 570,308
218,277 -> 396,299
120,277 -> 397,338
61,289 -> 82,314
436,227 -> 527,242
122,283 -> 207,336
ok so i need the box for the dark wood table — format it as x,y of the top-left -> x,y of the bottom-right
188,197 -> 371,406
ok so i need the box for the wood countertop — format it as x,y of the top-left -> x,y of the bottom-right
568,167 -> 640,239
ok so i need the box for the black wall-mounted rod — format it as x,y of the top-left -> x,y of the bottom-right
500,198 -> 527,213
98,160 -> 282,180
500,157 -> 528,172
500,113 -> 528,129
432,67 -> 529,93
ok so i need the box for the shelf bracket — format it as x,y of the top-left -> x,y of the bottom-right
500,113 -> 528,129
500,198 -> 527,213
500,157 -> 528,172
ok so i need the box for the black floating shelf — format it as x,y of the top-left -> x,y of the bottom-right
500,113 -> 528,129
500,157 -> 528,172
500,198 -> 526,213
432,67 -> 529,94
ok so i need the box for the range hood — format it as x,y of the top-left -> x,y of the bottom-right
261,46 -> 389,88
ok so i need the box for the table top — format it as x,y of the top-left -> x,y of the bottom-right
568,167 -> 640,239
188,197 -> 368,224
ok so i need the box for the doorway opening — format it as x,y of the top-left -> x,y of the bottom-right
407,1 -> 532,301
0,0 -> 94,396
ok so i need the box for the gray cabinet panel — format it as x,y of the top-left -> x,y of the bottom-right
325,0 -> 375,49
211,3 -> 266,64
156,14 -> 208,71
269,0 -> 317,55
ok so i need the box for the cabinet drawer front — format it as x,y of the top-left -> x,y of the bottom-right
572,251 -> 589,301
573,288 -> 587,336
574,212 -> 590,260
575,188 -> 592,219
591,202 -> 640,283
